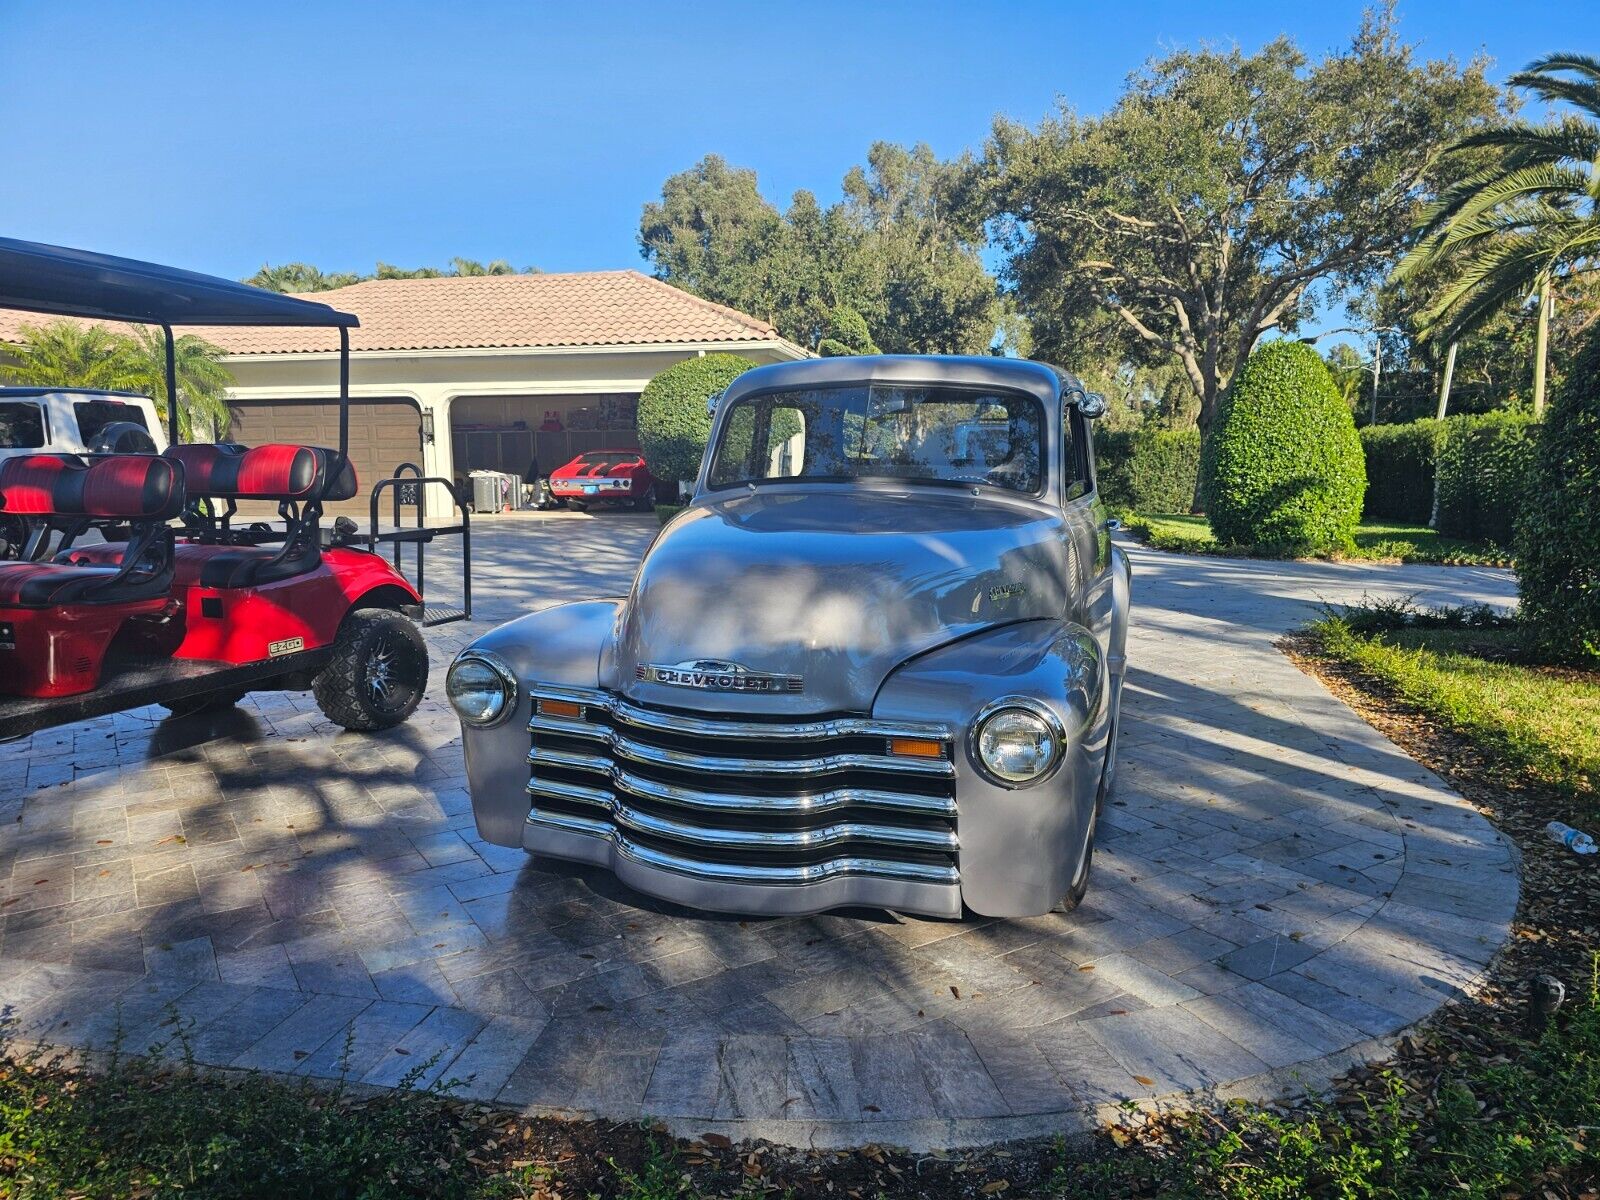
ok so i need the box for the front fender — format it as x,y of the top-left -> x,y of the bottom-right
456,599 -> 622,846
873,618 -> 1108,917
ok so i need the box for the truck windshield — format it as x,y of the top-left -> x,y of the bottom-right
707,384 -> 1044,495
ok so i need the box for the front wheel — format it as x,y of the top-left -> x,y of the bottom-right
313,608 -> 429,731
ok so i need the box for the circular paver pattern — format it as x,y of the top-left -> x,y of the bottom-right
0,517 -> 1519,1149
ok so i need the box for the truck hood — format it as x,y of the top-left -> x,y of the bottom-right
609,487 -> 1073,715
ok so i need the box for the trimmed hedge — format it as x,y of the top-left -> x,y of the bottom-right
818,307 -> 878,357
636,353 -> 755,484
1434,410 -> 1539,546
1093,427 -> 1200,513
1209,341 -> 1366,553
1518,331 -> 1600,661
1360,420 -> 1445,524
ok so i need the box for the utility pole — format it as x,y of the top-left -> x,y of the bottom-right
1435,341 -> 1458,420
1532,273 -> 1553,418
1370,337 -> 1383,426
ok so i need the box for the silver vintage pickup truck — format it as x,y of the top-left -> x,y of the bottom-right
446,356 -> 1131,919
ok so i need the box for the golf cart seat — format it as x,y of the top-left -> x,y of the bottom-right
0,454 -> 183,607
166,443 -> 357,588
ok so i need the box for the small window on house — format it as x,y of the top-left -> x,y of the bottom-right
0,401 -> 46,449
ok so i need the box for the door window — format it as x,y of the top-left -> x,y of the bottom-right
0,401 -> 46,449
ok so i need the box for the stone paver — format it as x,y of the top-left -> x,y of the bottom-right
0,514 -> 1519,1148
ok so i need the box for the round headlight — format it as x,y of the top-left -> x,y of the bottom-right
447,654 -> 515,727
975,705 -> 1062,785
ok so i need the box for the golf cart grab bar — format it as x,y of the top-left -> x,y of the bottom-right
368,466 -> 471,627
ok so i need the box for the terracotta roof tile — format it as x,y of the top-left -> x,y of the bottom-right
0,270 -> 790,355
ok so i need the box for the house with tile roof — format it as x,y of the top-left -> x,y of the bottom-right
0,269 -> 806,512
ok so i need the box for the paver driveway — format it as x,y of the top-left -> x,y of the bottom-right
0,514 -> 1519,1149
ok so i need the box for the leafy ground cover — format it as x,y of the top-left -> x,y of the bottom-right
4,602 -> 1598,1198
1121,512 -> 1512,567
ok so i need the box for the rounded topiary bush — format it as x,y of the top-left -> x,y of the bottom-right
818,306 -> 878,357
637,353 -> 755,484
1517,331 -> 1600,663
1209,341 -> 1366,553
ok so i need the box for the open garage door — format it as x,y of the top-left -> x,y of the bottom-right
227,397 -> 423,516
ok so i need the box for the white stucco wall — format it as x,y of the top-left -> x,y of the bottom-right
220,340 -> 805,510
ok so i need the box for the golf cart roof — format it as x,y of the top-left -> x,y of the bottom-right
0,237 -> 359,329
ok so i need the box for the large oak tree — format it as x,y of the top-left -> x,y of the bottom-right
639,145 -> 998,355
981,10 -> 1498,465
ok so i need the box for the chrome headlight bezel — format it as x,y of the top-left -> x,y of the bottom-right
446,651 -> 518,728
969,696 -> 1067,788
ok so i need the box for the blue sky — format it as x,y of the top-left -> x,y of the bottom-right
2,1 -> 1596,294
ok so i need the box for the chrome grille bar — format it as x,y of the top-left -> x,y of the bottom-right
527,777 -> 958,852
525,808 -> 960,887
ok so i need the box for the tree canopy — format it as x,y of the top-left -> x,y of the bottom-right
638,146 -> 998,355
245,258 -> 537,293
980,10 -> 1499,443
1,320 -> 233,441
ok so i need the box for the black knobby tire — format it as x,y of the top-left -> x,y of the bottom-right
312,608 -> 429,731
161,691 -> 246,718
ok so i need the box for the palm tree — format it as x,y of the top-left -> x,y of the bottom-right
2,321 -> 143,393
1395,53 -> 1600,416
125,326 -> 234,441
1,320 -> 233,441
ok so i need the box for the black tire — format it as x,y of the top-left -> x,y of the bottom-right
567,500 -> 588,513
633,484 -> 657,513
312,608 -> 429,731
161,691 -> 246,718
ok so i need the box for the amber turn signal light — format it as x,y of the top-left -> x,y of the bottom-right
538,699 -> 584,719
889,737 -> 944,759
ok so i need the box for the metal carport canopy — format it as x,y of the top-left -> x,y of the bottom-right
0,237 -> 358,328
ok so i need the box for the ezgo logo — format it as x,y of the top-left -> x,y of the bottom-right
268,636 -> 306,658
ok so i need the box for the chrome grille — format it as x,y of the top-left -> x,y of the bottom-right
525,686 -> 959,888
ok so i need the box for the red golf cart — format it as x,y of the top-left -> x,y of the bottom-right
0,237 -> 470,741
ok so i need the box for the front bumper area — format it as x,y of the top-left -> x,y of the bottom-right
522,685 -> 964,919
522,811 -> 962,918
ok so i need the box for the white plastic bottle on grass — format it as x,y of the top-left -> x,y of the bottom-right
1545,822 -> 1598,855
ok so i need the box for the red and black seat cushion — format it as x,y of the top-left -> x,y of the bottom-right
0,454 -> 183,520
164,443 -> 357,503
0,455 -> 183,608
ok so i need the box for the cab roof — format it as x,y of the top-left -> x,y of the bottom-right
0,237 -> 358,329
721,355 -> 1081,409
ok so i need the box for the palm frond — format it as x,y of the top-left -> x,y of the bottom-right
1451,118 -> 1600,168
1522,52 -> 1600,83
1507,73 -> 1600,121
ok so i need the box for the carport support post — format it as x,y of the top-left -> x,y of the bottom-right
338,326 -> 351,459
163,324 -> 178,445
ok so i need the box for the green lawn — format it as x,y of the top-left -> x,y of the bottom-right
1122,512 -> 1511,566
1310,613 -> 1600,821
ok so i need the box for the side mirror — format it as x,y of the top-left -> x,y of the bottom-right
706,390 -> 724,417
1078,391 -> 1108,420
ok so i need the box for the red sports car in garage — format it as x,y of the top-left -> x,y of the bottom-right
547,449 -> 656,511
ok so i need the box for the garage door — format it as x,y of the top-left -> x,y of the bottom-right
226,398 -> 423,516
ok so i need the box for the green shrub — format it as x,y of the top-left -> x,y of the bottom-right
1093,427 -> 1201,513
817,306 -> 878,357
636,353 -> 755,483
1360,420 -> 1445,523
1208,341 -> 1366,553
1434,409 -> 1538,545
1518,331 -> 1600,663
